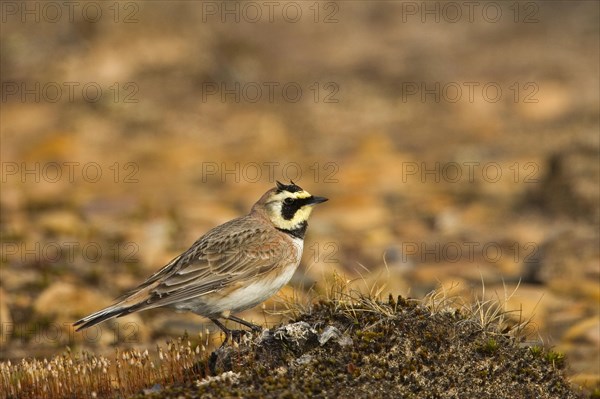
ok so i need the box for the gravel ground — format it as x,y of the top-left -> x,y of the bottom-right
1,1 -> 598,393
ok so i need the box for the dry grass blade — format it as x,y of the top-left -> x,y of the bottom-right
0,335 -> 208,399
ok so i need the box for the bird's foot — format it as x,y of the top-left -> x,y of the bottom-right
211,317 -> 262,348
218,329 -> 252,348
230,329 -> 251,342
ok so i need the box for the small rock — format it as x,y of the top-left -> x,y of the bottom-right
32,282 -> 150,346
271,321 -> 317,348
37,211 -> 84,236
34,281 -> 112,320
196,371 -> 240,387
294,354 -> 313,366
563,317 -> 600,346
523,145 -> 600,223
319,325 -> 353,347
129,218 -> 174,267
142,384 -> 163,395
517,82 -> 571,122
503,284 -> 557,330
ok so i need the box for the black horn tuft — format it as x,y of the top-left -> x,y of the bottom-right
275,180 -> 302,193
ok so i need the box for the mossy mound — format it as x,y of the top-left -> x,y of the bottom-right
140,296 -> 581,399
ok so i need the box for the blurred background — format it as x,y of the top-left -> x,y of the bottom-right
1,0 -> 598,390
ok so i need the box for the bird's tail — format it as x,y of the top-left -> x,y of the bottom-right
74,278 -> 165,331
73,304 -> 130,331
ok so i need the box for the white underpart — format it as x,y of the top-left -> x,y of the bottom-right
185,238 -> 304,316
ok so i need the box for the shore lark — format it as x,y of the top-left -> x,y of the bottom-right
74,181 -> 327,342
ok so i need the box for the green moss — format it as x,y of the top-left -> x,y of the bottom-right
545,350 -> 566,369
135,298 -> 582,399
355,330 -> 384,343
529,345 -> 544,357
478,337 -> 500,355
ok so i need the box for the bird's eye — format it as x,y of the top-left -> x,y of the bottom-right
284,198 -> 294,205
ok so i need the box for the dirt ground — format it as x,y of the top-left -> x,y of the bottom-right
1,0 -> 598,392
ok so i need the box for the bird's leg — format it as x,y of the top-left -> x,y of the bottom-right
210,318 -> 251,347
227,315 -> 263,332
210,318 -> 232,346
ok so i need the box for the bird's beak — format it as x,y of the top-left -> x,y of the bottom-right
308,196 -> 328,206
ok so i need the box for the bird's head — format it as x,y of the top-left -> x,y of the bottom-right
253,181 -> 328,232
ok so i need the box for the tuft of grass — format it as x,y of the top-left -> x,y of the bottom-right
545,350 -> 566,369
478,337 -> 500,355
529,345 -> 544,357
0,334 -> 208,399
421,276 -> 539,343
273,270 -> 540,346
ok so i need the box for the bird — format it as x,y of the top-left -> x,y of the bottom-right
74,181 -> 328,343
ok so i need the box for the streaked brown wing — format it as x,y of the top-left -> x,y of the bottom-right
117,216 -> 294,309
